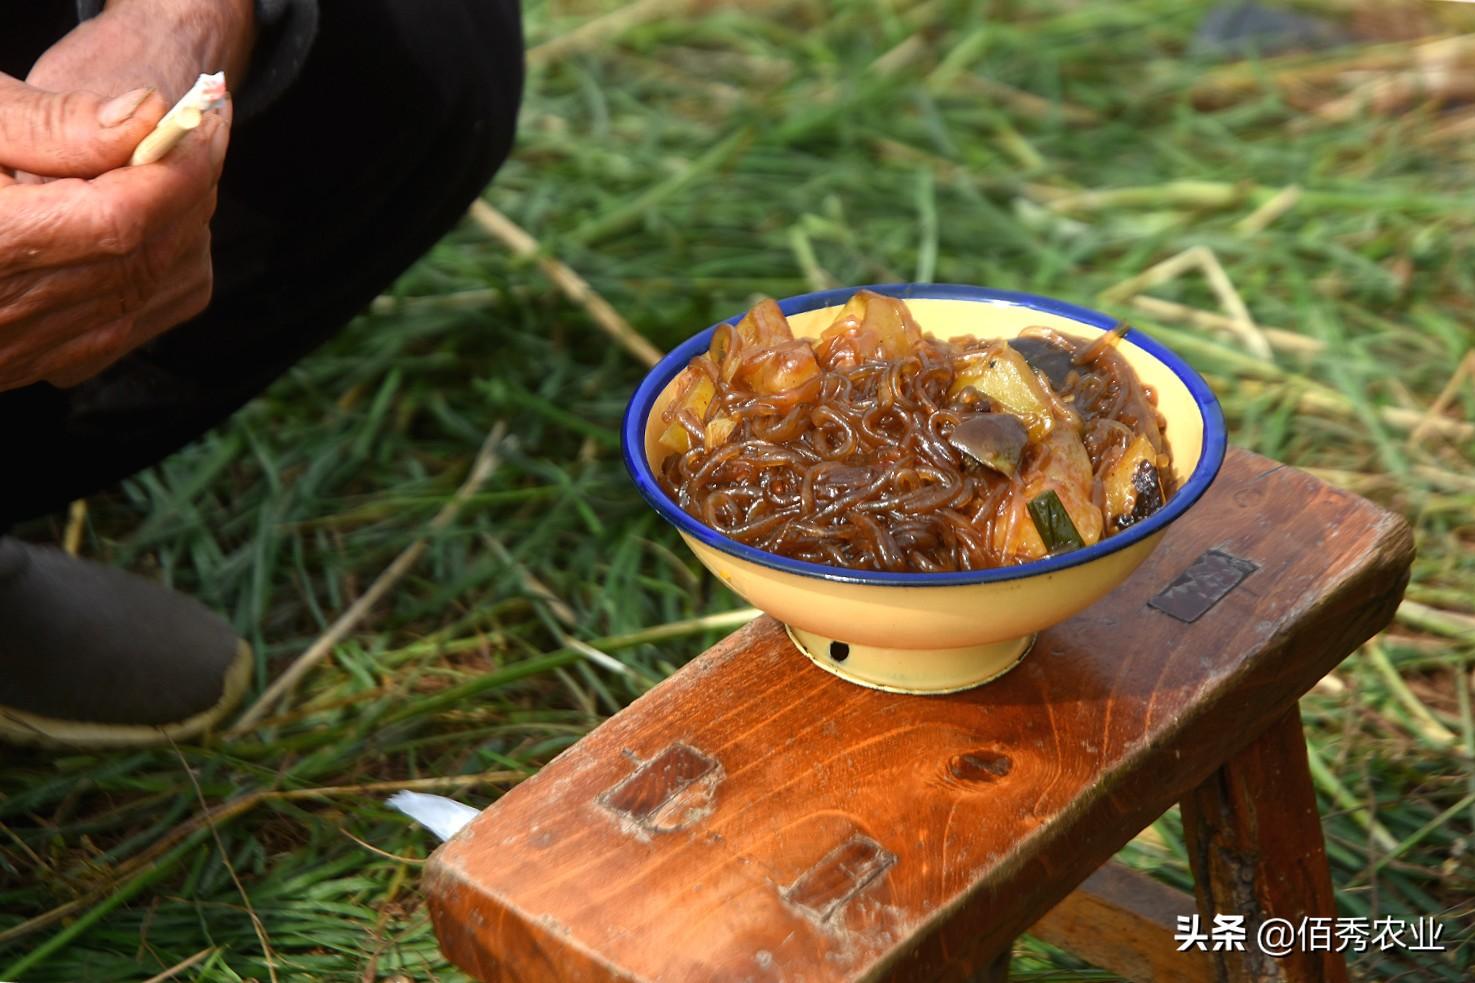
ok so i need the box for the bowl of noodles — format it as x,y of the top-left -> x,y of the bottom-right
622,284 -> 1226,694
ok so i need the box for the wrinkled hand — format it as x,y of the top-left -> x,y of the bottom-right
0,0 -> 249,392
0,76 -> 228,391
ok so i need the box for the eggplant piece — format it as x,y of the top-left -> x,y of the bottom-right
1008,336 -> 1075,390
1103,434 -> 1167,530
1118,459 -> 1166,528
947,413 -> 1028,477
1027,489 -> 1086,554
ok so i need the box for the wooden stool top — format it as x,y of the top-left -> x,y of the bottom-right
426,449 -> 1412,982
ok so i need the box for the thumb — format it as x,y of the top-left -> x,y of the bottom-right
0,73 -> 167,177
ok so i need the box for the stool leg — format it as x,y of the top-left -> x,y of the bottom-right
978,944 -> 1011,982
1180,705 -> 1348,983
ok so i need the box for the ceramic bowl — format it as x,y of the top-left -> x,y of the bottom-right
622,284 -> 1226,694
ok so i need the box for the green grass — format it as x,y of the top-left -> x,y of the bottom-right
3,0 -> 1474,979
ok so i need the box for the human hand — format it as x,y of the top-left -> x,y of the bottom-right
0,78 -> 229,391
0,0 -> 249,390
26,0 -> 255,109
0,73 -> 167,180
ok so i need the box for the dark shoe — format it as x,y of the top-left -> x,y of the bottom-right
0,538 -> 250,748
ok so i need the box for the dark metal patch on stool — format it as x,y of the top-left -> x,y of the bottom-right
1148,548 -> 1259,623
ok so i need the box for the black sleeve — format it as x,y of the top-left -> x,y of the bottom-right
75,0 -> 320,118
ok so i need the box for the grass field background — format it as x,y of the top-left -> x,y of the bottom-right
2,0 -> 1473,979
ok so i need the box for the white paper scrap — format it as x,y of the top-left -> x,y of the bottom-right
387,791 -> 481,842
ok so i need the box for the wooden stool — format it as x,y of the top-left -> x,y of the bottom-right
425,449 -> 1413,982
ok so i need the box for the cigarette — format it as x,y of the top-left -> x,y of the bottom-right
129,72 -> 228,166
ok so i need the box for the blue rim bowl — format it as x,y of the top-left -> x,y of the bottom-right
621,283 -> 1227,588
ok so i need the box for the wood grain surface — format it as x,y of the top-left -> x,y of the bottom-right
1182,707 -> 1349,983
427,449 -> 1413,982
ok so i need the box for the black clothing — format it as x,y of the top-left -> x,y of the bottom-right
1,0 -> 524,526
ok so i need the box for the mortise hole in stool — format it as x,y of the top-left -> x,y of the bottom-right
829,642 -> 850,662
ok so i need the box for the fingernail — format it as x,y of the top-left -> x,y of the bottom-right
98,88 -> 153,127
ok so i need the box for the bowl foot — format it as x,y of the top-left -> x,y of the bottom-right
784,626 -> 1035,694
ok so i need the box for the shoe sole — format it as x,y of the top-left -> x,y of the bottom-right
0,640 -> 252,749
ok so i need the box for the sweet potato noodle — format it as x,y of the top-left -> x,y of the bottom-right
655,291 -> 1175,573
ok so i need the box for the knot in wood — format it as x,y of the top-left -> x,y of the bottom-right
948,749 -> 1013,783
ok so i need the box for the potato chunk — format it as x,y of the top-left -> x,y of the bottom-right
949,343 -> 1054,441
658,369 -> 716,453
814,290 -> 923,368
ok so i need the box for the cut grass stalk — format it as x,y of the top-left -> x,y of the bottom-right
1408,349 -> 1475,451
1366,642 -> 1460,747
0,771 -> 528,948
1397,600 -> 1475,640
1,834 -> 206,980
1043,179 -> 1475,218
1140,322 -> 1475,440
1048,181 -> 1248,215
913,168 -> 938,284
140,947 -> 218,983
230,423 -> 510,732
527,0 -> 700,67
1348,790 -> 1475,887
1460,665 -> 1475,835
478,380 -> 620,449
562,127 -> 754,248
788,225 -> 837,291
1234,183 -> 1302,235
466,200 -> 663,368
953,73 -> 1099,124
1126,296 -> 1322,355
1305,741 -> 1400,854
171,740 -> 280,983
365,607 -> 759,667
1102,245 -> 1271,361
